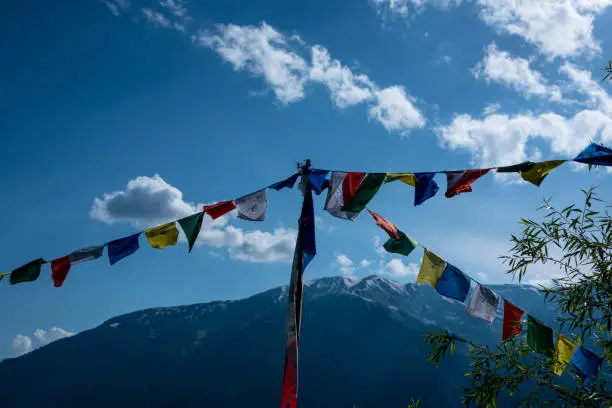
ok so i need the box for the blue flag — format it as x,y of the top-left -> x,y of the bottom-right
301,181 -> 317,269
414,172 -> 439,206
436,263 -> 471,302
269,173 -> 300,191
571,346 -> 603,382
305,169 -> 330,195
107,233 -> 140,265
574,143 -> 612,166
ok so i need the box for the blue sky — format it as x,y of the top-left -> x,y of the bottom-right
1,0 -> 612,358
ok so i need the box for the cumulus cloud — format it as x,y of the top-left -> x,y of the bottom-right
561,63 -> 612,115
335,253 -> 355,274
383,258 -> 419,277
193,22 -> 425,134
12,327 -> 75,357
476,0 -> 612,59
359,259 -> 373,268
91,175 -> 297,263
473,43 -> 561,101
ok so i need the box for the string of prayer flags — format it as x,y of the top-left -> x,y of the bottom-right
324,172 -> 360,220
571,346 -> 604,382
51,256 -> 71,287
502,300 -> 525,341
496,162 -> 536,173
0,272 -> 8,281
342,173 -> 386,213
527,315 -> 554,357
107,233 -> 140,265
553,334 -> 576,376
10,258 -> 46,285
445,169 -> 490,198
466,283 -> 500,323
178,213 -> 204,253
235,190 -> 268,221
203,201 -> 236,220
70,245 -> 104,264
573,142 -> 612,166
305,169 -> 330,195
385,172 -> 416,186
417,248 -> 447,287
269,173 -> 299,191
520,160 -> 566,187
145,222 -> 179,249
414,173 -> 439,206
435,263 -> 471,303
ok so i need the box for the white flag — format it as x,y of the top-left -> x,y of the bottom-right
235,189 -> 267,221
466,283 -> 500,323
324,172 -> 359,220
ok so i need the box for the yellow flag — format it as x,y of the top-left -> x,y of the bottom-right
520,160 -> 565,186
0,272 -> 8,281
145,222 -> 179,249
553,334 -> 576,376
416,248 -> 447,287
385,173 -> 417,187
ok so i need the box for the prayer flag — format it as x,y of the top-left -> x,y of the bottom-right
10,258 -> 46,285
342,172 -> 366,205
203,200 -> 236,220
343,173 -> 386,212
51,256 -> 71,287
527,315 -> 554,357
520,160 -> 565,186
145,222 -> 179,249
383,231 -> 418,256
269,173 -> 299,191
324,172 -> 360,220
497,162 -> 536,173
573,143 -> 612,166
0,272 -> 8,281
178,212 -> 204,253
305,169 -> 330,194
445,169 -> 490,198
107,233 -> 140,265
235,190 -> 268,221
414,172 -> 439,206
368,210 -> 399,239
553,334 -> 576,376
436,263 -> 471,303
502,300 -> 525,341
69,245 -> 104,264
385,173 -> 416,186
571,347 -> 603,382
417,248 -> 447,287
466,284 -> 500,323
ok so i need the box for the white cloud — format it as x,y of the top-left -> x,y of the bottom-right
477,271 -> 489,281
561,63 -> 612,115
368,86 -> 426,134
91,175 -> 297,263
12,327 -> 74,357
476,0 -> 612,58
360,259 -> 373,268
369,0 -> 462,18
90,174 -> 198,227
335,253 -> 355,274
436,109 -> 612,168
103,0 -> 129,16
383,258 -> 419,277
193,23 -> 309,104
310,45 -> 373,108
159,0 -> 190,21
142,8 -> 185,32
441,55 -> 452,65
194,22 -> 425,134
473,43 -> 561,101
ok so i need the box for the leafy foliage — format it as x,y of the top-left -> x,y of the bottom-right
425,188 -> 611,407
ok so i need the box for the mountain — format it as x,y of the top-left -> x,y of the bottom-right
0,275 -> 558,408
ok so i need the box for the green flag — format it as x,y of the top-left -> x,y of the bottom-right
10,258 -> 46,285
178,212 -> 204,253
527,315 -> 554,357
342,173 -> 386,212
383,231 -> 418,256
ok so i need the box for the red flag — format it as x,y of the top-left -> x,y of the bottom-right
445,169 -> 490,198
367,210 -> 399,240
51,256 -> 71,287
280,337 -> 298,408
342,172 -> 366,205
503,300 -> 525,341
203,201 -> 236,220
